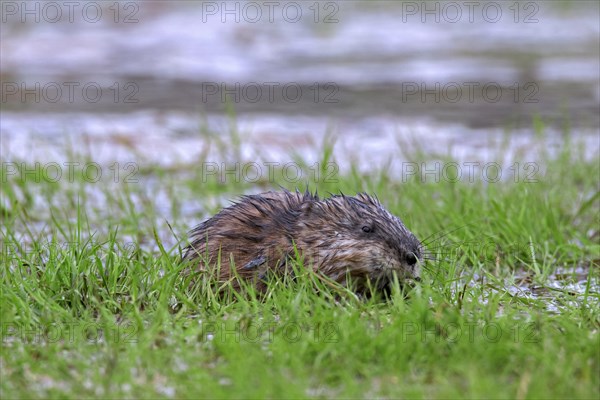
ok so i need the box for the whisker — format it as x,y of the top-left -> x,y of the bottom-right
421,223 -> 473,247
418,229 -> 447,246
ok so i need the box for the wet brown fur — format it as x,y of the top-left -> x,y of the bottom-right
183,189 -> 422,294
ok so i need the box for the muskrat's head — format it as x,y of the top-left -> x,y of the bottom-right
297,192 -> 423,291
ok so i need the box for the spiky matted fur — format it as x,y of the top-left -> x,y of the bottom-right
183,189 -> 422,294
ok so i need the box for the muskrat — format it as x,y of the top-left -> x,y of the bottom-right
183,189 -> 423,295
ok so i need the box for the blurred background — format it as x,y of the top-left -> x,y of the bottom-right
1,0 -> 599,172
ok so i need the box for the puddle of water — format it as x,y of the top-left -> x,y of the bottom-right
444,266 -> 599,316
2,111 -> 598,173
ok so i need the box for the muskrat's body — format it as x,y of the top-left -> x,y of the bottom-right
183,190 -> 422,294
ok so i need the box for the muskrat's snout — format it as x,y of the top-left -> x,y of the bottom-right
406,253 -> 421,278
396,245 -> 423,288
394,232 -> 423,277
401,250 -> 422,281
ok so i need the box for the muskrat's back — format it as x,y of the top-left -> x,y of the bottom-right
183,189 -> 422,294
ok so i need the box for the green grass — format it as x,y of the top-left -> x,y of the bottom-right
1,123 -> 599,399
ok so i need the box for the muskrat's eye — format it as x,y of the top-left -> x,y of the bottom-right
361,226 -> 372,233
